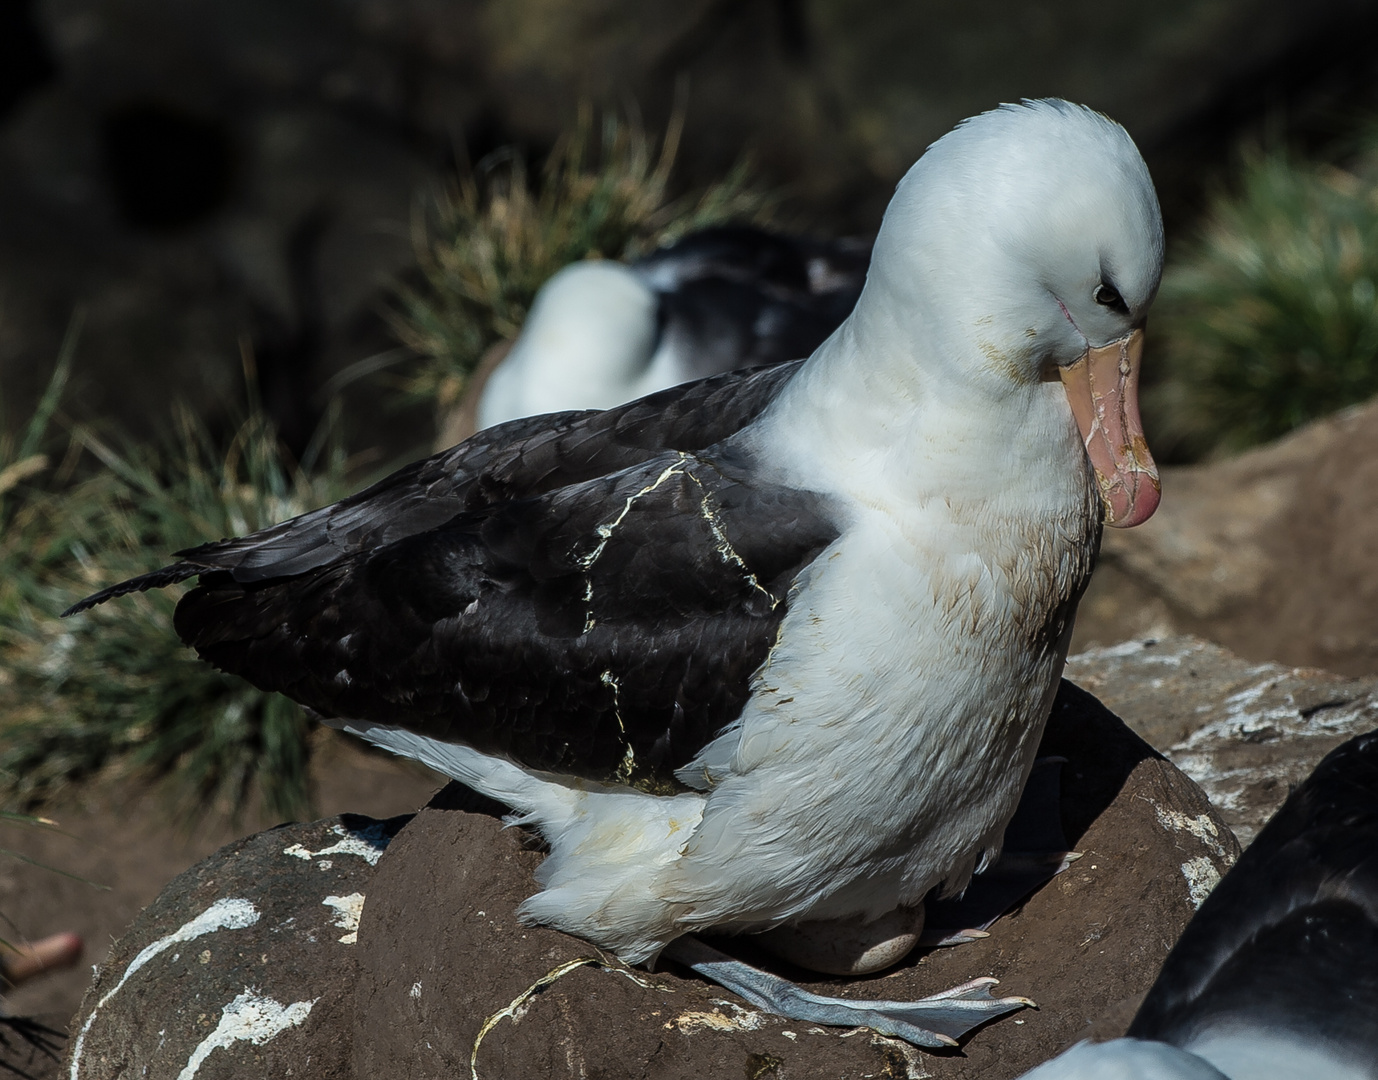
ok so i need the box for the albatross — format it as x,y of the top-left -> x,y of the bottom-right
1016,728 -> 1378,1079
473,225 -> 868,430
65,99 -> 1164,1047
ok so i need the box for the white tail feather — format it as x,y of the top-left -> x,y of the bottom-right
330,720 -> 705,961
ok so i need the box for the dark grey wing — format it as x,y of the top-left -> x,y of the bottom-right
1129,729 -> 1378,1062
63,361 -> 803,615
172,448 -> 839,786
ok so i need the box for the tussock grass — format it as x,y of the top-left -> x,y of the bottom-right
0,382 -> 348,822
393,107 -> 776,415
0,322 -> 75,536
1151,143 -> 1378,458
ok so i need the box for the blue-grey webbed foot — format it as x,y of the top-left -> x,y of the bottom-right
662,936 -> 1033,1049
923,755 -> 1078,946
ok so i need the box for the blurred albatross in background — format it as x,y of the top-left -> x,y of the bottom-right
466,225 -> 869,435
66,99 -> 1164,1047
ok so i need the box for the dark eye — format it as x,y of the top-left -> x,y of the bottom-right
1094,283 -> 1128,314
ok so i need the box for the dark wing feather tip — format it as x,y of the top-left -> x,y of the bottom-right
61,563 -> 206,617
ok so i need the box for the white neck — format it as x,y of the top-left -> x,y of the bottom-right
747,306 -> 1086,521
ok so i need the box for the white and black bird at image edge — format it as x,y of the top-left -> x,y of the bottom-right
1015,728 -> 1378,1079
65,99 -> 1164,1048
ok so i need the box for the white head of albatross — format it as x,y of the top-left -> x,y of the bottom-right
755,97 -> 1162,529
62,99 -> 1164,1050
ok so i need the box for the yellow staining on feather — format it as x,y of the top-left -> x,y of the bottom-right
615,744 -> 636,785
680,468 -> 778,608
601,670 -> 636,784
582,580 -> 596,634
600,670 -> 624,731
576,452 -> 777,633
577,455 -> 692,634
577,456 -> 690,571
926,488 -> 1098,654
976,336 -> 1033,385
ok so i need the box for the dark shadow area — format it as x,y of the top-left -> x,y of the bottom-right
101,101 -> 237,231
1144,3 -> 1378,234
1040,678 -> 1163,848
426,779 -> 510,820
245,207 -> 331,458
913,679 -> 1161,956
0,0 -> 55,124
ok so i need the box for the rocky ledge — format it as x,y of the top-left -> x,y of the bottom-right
64,635 -> 1378,1079
1068,634 -> 1378,847
62,677 -> 1247,1080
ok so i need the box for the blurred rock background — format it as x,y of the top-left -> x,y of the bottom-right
5,0 -> 1378,457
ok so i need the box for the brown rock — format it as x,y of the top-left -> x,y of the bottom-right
60,675 -> 1265,1078
353,681 -> 1237,1079
1072,396 -> 1378,675
63,814 -> 408,1080
1067,635 -> 1378,845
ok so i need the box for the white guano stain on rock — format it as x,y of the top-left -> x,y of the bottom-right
283,822 -> 391,865
1154,806 -> 1230,859
1081,638 -> 1199,666
322,893 -> 366,944
870,1033 -> 934,1079
1170,674 -> 1378,844
1180,855 -> 1221,909
668,1000 -> 767,1034
175,990 -> 317,1080
69,897 -> 260,1080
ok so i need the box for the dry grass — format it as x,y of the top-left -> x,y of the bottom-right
0,365 -> 349,822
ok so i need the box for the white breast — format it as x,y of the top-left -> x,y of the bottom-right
664,450 -> 1098,930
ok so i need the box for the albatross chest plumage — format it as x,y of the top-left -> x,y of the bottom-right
657,343 -> 1105,936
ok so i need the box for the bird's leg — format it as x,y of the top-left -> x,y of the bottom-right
661,934 -> 1031,1049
